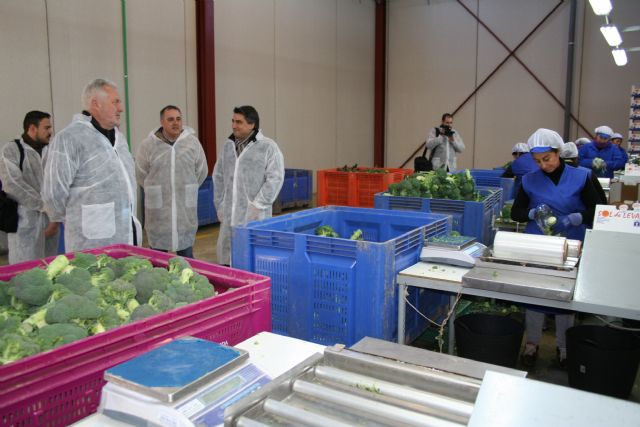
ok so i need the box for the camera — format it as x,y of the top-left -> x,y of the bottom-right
439,125 -> 454,137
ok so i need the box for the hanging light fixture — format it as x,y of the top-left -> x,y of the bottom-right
600,24 -> 623,47
589,0 -> 612,16
611,48 -> 628,66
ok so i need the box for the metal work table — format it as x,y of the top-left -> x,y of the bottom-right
397,229 -> 640,352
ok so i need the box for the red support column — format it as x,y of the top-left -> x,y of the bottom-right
373,0 -> 386,168
196,0 -> 217,172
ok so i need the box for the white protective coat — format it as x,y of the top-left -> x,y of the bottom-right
43,114 -> 140,252
0,139 -> 58,264
213,131 -> 284,265
426,127 -> 465,170
136,127 -> 208,251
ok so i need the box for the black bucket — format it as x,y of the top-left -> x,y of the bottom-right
567,325 -> 640,399
455,313 -> 524,368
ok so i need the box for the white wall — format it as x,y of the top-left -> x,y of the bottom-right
214,0 -> 376,172
0,0 -> 198,158
387,0 -> 640,169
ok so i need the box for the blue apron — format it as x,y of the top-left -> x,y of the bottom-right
578,143 -> 621,179
521,165 -> 588,315
522,165 -> 588,241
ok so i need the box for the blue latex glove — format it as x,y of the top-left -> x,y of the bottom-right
528,208 -> 537,220
554,213 -> 582,234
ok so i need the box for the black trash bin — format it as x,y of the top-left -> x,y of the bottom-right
455,313 -> 524,368
567,325 -> 640,399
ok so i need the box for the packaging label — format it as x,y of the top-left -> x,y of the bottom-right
593,204 -> 640,234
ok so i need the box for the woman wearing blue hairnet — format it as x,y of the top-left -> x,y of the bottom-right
510,128 -> 602,368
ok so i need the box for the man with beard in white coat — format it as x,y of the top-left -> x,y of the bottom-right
213,106 -> 284,266
0,111 -> 59,264
43,79 -> 141,252
136,105 -> 208,258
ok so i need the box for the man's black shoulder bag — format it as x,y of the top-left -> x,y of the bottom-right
414,140 -> 434,172
0,140 -> 26,233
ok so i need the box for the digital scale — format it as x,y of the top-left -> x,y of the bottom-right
420,235 -> 487,268
98,337 -> 271,427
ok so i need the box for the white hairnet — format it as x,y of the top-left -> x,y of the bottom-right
611,132 -> 623,139
527,128 -> 564,153
511,142 -> 529,154
561,142 -> 578,159
594,125 -> 613,137
575,137 -> 590,147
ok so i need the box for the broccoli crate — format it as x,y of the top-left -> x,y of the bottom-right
232,206 -> 450,346
374,188 -> 502,245
0,245 -> 270,427
317,166 -> 413,208
273,168 -> 313,214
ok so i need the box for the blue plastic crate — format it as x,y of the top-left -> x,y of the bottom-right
374,188 -> 502,245
197,177 -> 218,226
274,168 -> 312,213
231,206 -> 450,346
469,169 -> 515,205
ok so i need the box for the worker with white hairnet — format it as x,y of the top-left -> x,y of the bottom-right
501,142 -> 538,195
511,128 -> 603,369
213,105 -> 285,266
561,141 -> 607,204
610,132 -> 629,166
574,137 -> 590,148
578,126 -> 625,178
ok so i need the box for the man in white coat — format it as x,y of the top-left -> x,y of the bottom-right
43,78 -> 141,252
426,113 -> 465,171
136,105 -> 208,258
0,111 -> 59,264
213,106 -> 284,265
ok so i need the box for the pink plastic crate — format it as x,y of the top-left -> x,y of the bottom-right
0,244 -> 271,427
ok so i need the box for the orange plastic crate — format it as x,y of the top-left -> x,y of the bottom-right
317,167 -> 413,207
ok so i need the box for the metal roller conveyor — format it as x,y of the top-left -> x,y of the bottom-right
224,338 -> 526,426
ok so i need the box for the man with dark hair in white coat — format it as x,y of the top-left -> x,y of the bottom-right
213,105 -> 284,266
0,111 -> 59,263
136,105 -> 208,258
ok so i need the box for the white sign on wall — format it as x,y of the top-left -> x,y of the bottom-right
593,205 -> 640,234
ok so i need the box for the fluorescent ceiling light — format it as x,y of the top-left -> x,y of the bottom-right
612,49 -> 628,66
600,25 -> 622,47
589,0 -> 612,16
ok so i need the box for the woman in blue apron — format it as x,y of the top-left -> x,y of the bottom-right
510,128 -> 603,368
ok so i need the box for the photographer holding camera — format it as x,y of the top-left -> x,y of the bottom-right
425,113 -> 465,171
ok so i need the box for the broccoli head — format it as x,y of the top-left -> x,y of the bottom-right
44,294 -> 101,326
54,268 -> 93,296
9,268 -> 54,306
37,323 -> 87,351
90,267 -> 116,286
100,279 -> 137,306
129,304 -> 159,322
315,225 -> 340,238
89,306 -> 122,335
0,333 -> 40,365
168,257 -> 191,275
148,290 -> 176,313
350,229 -> 363,241
131,268 -> 171,304
113,256 -> 154,281
69,252 -> 98,271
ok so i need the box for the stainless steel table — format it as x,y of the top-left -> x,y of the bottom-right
397,230 -> 640,352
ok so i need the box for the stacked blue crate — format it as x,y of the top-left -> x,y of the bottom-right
273,168 -> 312,213
197,177 -> 218,226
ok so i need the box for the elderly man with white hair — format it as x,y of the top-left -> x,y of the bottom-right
510,128 -> 604,368
43,78 -> 141,252
578,125 -> 625,178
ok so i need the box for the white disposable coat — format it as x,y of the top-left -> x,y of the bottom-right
0,139 -> 58,263
213,131 -> 284,265
136,127 -> 208,251
43,114 -> 140,252
426,127 -> 465,171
